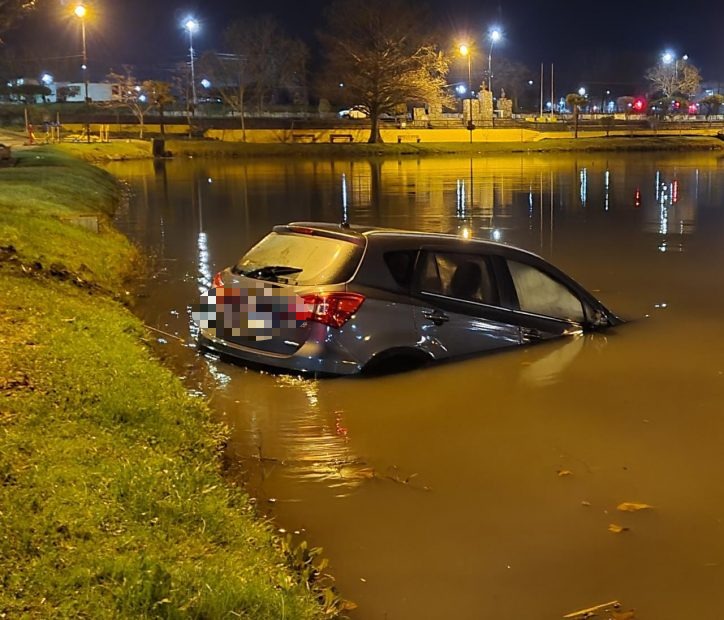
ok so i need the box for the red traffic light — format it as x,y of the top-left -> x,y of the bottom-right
633,97 -> 646,112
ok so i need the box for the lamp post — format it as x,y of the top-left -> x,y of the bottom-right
487,28 -> 501,94
662,50 -> 687,96
184,18 -> 199,109
74,4 -> 90,143
459,44 -> 474,142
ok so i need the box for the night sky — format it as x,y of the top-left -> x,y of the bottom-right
4,0 -> 723,96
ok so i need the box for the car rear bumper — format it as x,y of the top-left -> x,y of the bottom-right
198,330 -> 363,377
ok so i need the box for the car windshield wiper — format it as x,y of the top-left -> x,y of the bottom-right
241,265 -> 303,282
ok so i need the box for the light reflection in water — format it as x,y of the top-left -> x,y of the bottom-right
109,152 -> 724,620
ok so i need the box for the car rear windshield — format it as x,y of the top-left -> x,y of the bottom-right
235,231 -> 364,285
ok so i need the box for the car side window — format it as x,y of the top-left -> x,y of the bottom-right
417,252 -> 498,304
384,251 -> 417,287
507,260 -> 584,322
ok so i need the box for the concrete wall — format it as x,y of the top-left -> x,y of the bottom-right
62,123 -> 191,135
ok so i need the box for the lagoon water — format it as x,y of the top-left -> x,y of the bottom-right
111,152 -> 724,619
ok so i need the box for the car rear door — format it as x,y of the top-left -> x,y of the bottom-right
410,249 -> 522,359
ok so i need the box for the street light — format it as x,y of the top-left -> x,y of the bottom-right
662,50 -> 687,82
487,27 -> 501,94
73,4 -> 90,143
459,43 -> 474,141
184,17 -> 199,108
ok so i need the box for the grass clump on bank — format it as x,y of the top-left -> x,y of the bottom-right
0,148 -> 328,618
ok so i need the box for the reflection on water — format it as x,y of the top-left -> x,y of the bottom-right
112,152 -> 724,620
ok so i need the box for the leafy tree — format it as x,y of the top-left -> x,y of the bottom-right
645,57 -> 701,99
12,82 -> 49,102
106,67 -> 170,138
0,0 -> 39,43
318,0 -> 451,143
56,85 -> 80,103
700,93 -> 723,118
144,81 -> 175,136
566,93 -> 588,138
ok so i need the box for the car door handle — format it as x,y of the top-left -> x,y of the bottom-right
422,309 -> 449,326
521,327 -> 544,342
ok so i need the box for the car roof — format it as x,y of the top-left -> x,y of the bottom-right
277,221 -> 539,259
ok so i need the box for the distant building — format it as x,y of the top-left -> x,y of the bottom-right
51,82 -> 119,103
2,78 -> 119,103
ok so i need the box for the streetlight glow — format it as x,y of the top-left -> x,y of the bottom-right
73,3 -> 90,142
183,16 -> 199,108
487,27 -> 502,93
458,41 -> 474,141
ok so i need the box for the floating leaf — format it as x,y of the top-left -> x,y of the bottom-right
608,523 -> 629,534
617,502 -> 654,512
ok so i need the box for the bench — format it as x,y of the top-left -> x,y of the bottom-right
397,135 -> 421,143
292,133 -> 317,143
330,134 -> 354,143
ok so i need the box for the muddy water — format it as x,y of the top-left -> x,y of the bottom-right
111,153 -> 724,620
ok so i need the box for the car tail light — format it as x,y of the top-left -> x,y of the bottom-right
301,292 -> 365,328
212,271 -> 224,288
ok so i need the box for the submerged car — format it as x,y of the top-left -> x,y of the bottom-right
196,223 -> 620,376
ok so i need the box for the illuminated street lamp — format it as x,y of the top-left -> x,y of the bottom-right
459,43 -> 474,142
487,27 -> 501,93
184,17 -> 199,107
662,50 -> 687,82
73,4 -> 90,143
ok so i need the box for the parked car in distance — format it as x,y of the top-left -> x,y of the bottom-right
338,106 -> 368,119
196,223 -> 621,377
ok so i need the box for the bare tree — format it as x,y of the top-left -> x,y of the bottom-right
318,0 -> 451,143
198,15 -> 308,137
645,58 -> 701,99
488,56 -> 533,112
198,50 -> 249,136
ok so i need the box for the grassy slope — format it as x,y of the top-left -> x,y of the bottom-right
0,149 -> 325,619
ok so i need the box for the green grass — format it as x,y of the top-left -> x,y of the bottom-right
165,135 -> 724,159
0,148 -> 329,618
53,140 -> 153,162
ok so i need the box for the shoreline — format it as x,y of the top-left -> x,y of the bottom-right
3,132 -> 722,163
0,147 -> 337,618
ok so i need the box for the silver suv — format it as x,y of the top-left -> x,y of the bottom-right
196,222 -> 620,376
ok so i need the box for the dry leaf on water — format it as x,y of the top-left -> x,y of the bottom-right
617,502 -> 654,512
608,523 -> 629,534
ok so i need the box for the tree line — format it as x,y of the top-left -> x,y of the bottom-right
1,0 -> 722,143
